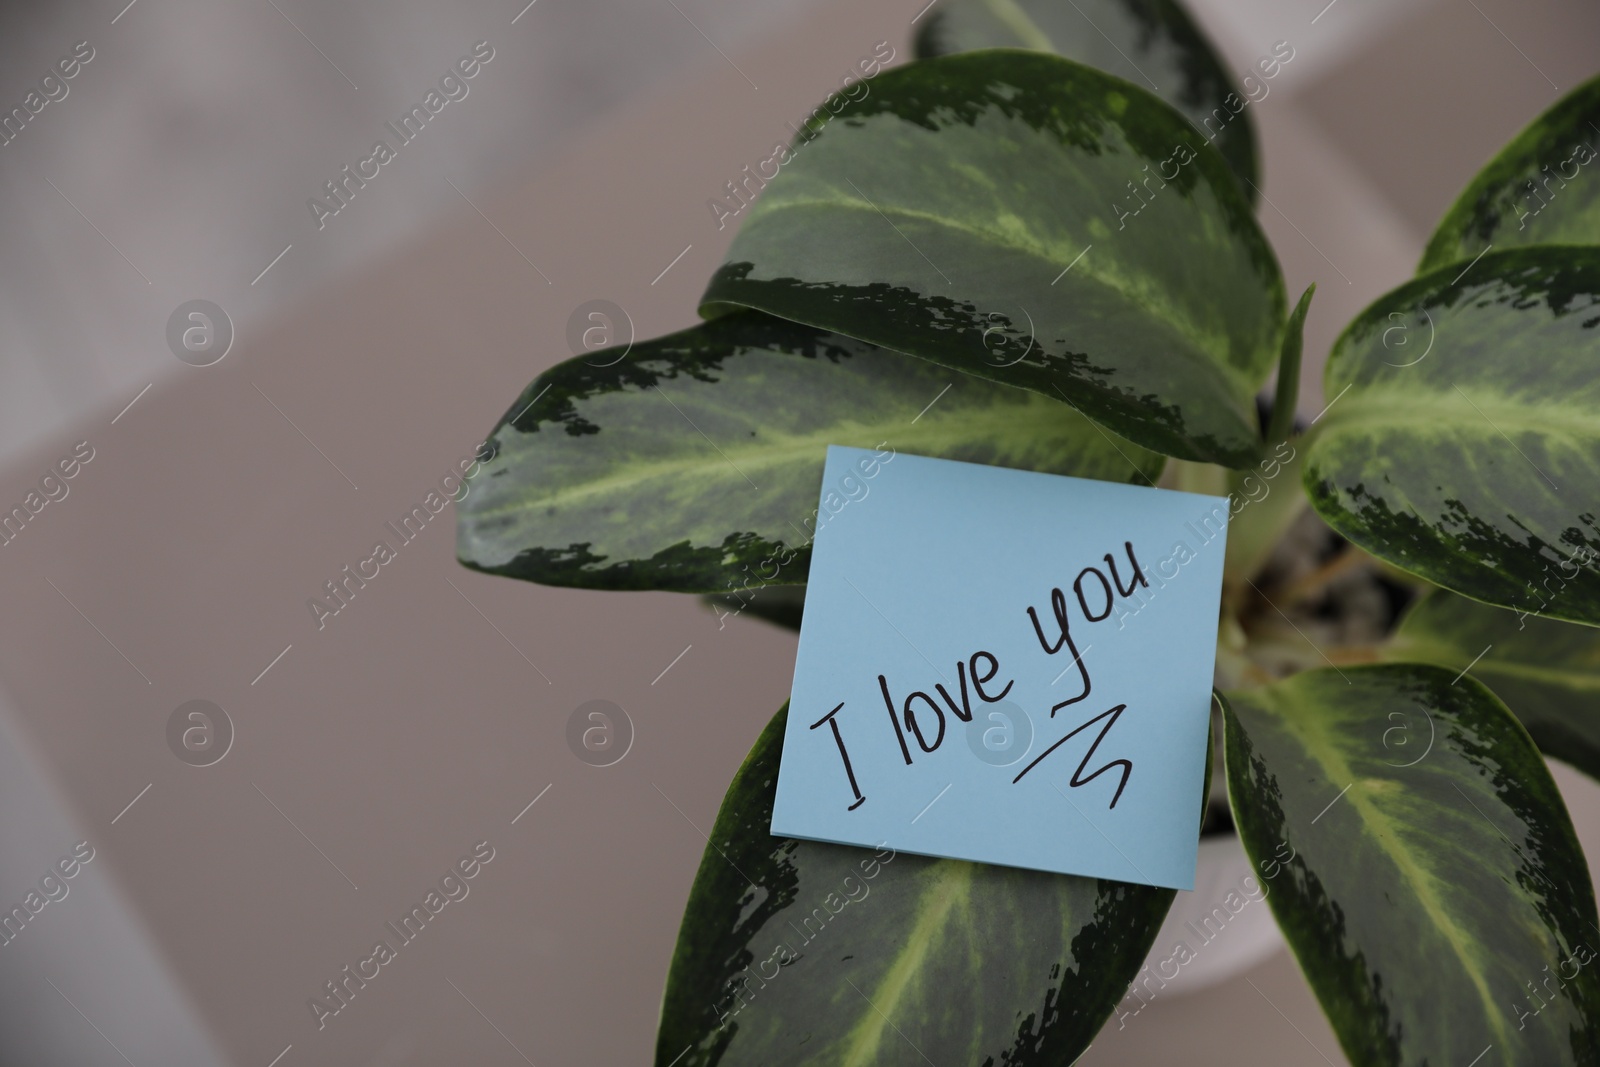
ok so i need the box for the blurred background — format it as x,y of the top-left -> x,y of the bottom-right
0,0 -> 1596,1063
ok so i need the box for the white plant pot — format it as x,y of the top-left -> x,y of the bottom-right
1126,833 -> 1285,1006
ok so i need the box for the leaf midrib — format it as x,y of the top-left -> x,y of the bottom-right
840,860 -> 970,1066
740,196 -> 1264,401
462,394 -> 1149,525
981,0 -> 1056,50
1319,387 -> 1600,442
1276,690 -> 1513,1048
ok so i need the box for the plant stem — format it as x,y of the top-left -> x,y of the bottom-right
1280,547 -> 1371,605
1324,644 -> 1386,665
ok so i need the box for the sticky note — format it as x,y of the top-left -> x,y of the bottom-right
771,446 -> 1229,890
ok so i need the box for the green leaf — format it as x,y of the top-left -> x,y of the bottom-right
703,585 -> 806,632
656,703 -> 1179,1067
456,312 -> 1162,593
1223,665 -> 1600,1066
1388,588 -> 1600,784
1303,246 -> 1600,627
1265,283 -> 1315,447
913,0 -> 1262,195
1421,74 -> 1600,274
701,50 -> 1286,468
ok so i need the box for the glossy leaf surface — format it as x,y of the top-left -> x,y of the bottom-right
456,312 -> 1162,593
704,585 -> 806,632
1421,74 -> 1600,273
1389,588 -> 1600,784
914,0 -> 1261,193
1224,666 -> 1600,1065
1304,247 -> 1600,627
656,703 -> 1179,1066
702,51 -> 1285,468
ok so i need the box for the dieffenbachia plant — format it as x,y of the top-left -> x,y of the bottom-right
456,0 -> 1600,1061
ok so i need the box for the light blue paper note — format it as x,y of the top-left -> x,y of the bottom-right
771,446 -> 1230,890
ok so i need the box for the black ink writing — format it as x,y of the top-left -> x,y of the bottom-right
820,540 -> 1147,814
811,702 -> 865,810
1012,702 -> 1132,811
875,649 -> 1019,769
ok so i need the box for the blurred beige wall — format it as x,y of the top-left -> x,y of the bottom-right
0,0 -> 1597,1064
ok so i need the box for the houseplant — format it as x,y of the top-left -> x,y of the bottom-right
455,0 -> 1600,1062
